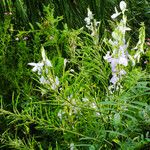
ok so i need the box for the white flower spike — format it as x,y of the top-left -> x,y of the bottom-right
87,8 -> 93,19
84,8 -> 93,25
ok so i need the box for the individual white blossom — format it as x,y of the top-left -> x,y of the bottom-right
119,1 -> 127,12
119,45 -> 127,52
23,36 -> 28,40
109,39 -> 118,46
111,7 -> 121,19
110,74 -> 119,85
70,143 -> 75,150
103,51 -> 112,62
118,24 -> 131,34
45,59 -> 52,67
51,76 -> 60,90
112,31 -> 118,39
68,94 -> 73,101
15,37 -> 19,41
118,56 -> 128,66
58,110 -> 65,120
110,58 -> 118,72
82,97 -> 89,102
51,83 -> 57,90
70,69 -> 75,73
57,110 -> 62,120
28,62 -> 44,75
91,102 -> 97,109
39,76 -> 50,84
119,69 -> 126,75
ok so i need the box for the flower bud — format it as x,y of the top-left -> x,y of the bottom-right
120,1 -> 126,12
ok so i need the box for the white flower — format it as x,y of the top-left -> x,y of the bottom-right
82,97 -> 89,102
51,76 -> 60,90
109,39 -> 118,46
110,58 -> 118,72
58,110 -> 65,120
51,83 -> 56,90
118,56 -> 128,66
23,36 -> 28,40
119,69 -> 126,75
120,1 -> 127,12
15,37 -> 19,41
119,45 -> 127,52
112,31 -> 118,40
68,94 -> 73,101
39,76 -> 50,84
103,51 -> 112,62
57,110 -> 62,120
91,102 -> 97,109
110,74 -> 119,85
111,13 -> 121,19
28,62 -> 44,75
118,25 -> 131,34
70,69 -> 75,73
84,17 -> 91,25
45,59 -> 52,67
70,143 -> 75,150
84,8 -> 93,25
111,7 -> 121,19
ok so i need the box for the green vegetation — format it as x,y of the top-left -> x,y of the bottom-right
0,0 -> 150,149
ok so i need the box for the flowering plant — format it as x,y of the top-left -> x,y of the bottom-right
103,1 -> 145,93
28,46 -> 60,93
84,8 -> 100,45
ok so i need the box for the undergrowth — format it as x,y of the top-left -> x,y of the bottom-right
0,1 -> 150,150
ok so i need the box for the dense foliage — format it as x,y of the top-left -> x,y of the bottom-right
0,0 -> 150,149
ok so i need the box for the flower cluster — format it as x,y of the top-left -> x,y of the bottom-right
28,46 -> 59,91
104,1 -> 130,91
57,95 -> 100,122
84,8 -> 100,44
133,22 -> 145,63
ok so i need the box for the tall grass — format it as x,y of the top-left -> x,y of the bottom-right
0,0 -> 149,35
